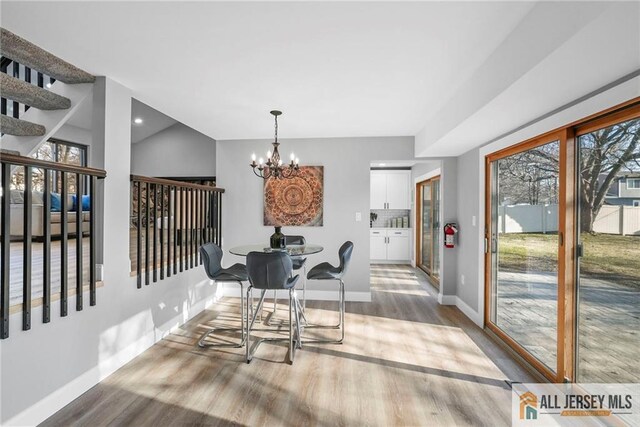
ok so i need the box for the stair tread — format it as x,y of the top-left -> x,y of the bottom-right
0,73 -> 71,110
0,115 -> 46,136
0,28 -> 94,84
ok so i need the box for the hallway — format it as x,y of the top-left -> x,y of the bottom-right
42,265 -> 535,426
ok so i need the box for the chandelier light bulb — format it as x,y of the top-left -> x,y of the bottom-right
290,152 -> 295,161
278,159 -> 282,166
259,157 -> 264,166
267,150 -> 272,159
295,157 -> 299,165
251,153 -> 256,161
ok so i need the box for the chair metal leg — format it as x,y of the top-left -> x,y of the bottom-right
246,286 -> 252,363
300,279 -> 344,344
288,289 -> 294,364
198,281 -> 247,348
292,291 -> 302,349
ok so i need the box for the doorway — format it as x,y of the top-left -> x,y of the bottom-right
416,176 -> 441,287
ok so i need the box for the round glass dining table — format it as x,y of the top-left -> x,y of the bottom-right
229,244 -> 323,257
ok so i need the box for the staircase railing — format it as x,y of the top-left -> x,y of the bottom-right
129,175 -> 224,288
0,152 -> 106,339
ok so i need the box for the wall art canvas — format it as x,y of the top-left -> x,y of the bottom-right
263,166 -> 324,226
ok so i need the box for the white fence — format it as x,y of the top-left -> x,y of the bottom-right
498,204 -> 640,236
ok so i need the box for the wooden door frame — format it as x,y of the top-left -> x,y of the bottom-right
415,176 -> 441,286
483,98 -> 640,383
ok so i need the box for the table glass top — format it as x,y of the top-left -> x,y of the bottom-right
229,244 -> 324,257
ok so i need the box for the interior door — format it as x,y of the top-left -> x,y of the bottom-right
420,182 -> 432,273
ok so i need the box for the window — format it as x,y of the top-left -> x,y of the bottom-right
627,178 -> 640,189
633,200 -> 640,207
11,138 -> 88,193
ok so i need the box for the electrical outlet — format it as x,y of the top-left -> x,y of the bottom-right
355,212 -> 362,222
461,274 -> 465,285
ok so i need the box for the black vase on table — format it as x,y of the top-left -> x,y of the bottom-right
270,226 -> 286,249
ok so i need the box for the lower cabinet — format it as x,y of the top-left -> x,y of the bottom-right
370,229 -> 410,262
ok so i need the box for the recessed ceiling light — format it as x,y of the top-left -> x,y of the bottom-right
379,163 -> 386,166
134,118 -> 143,124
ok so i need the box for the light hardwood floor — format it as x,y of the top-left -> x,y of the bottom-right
42,264 -> 535,427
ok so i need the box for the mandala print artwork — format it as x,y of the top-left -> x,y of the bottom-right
263,166 -> 324,226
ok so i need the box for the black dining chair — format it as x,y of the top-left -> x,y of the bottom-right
245,251 -> 302,364
306,241 -> 354,343
198,243 -> 249,348
268,235 -> 308,324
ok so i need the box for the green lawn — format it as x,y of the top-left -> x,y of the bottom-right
498,233 -> 640,288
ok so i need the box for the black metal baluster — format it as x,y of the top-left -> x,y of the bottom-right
145,182 -> 150,286
1,163 -> 11,339
1,59 -> 9,118
37,72 -> 44,88
60,172 -> 68,316
89,176 -> 96,306
190,188 -> 194,269
152,184 -> 157,283
219,192 -> 223,246
12,61 -> 20,119
75,173 -> 83,311
23,166 -> 32,330
160,184 -> 165,281
186,188 -> 191,270
179,187 -> 183,273
197,189 -> 201,263
173,186 -> 177,275
43,169 -> 51,322
204,191 -> 209,244
136,181 -> 142,288
24,67 -> 31,112
167,185 -> 172,278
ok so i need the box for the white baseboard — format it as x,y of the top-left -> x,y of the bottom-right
370,260 -> 411,265
455,297 -> 483,327
438,294 -> 457,305
220,285 -> 371,302
4,284 -> 224,427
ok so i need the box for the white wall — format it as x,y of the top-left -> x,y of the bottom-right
216,136 -> 414,300
131,123 -> 216,177
0,78 -> 223,426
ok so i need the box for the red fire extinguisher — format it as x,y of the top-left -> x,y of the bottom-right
444,223 -> 458,248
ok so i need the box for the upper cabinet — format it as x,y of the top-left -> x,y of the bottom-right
370,170 -> 411,209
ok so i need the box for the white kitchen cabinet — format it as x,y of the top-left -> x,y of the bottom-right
370,170 -> 411,209
370,231 -> 387,260
370,173 -> 387,209
387,234 -> 410,260
370,229 -> 411,262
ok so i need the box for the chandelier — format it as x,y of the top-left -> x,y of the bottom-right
250,110 -> 299,179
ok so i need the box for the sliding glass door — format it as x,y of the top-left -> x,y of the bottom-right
487,137 -> 562,377
576,114 -> 640,383
485,101 -> 640,383
417,176 -> 440,286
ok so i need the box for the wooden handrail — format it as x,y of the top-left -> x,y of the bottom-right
130,174 -> 224,193
1,152 -> 106,178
